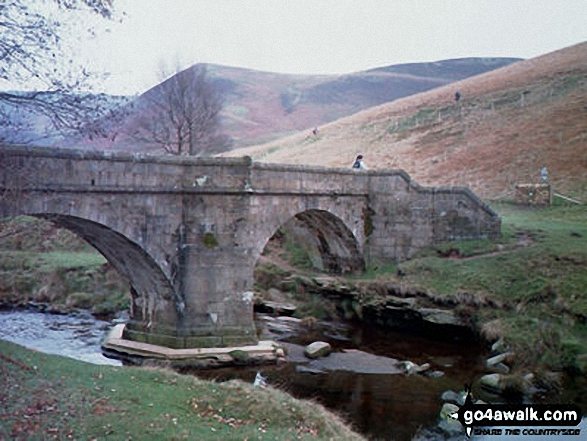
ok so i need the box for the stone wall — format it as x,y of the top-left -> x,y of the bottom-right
365,171 -> 500,264
514,183 -> 552,206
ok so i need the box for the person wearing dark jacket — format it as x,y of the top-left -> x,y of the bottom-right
352,155 -> 368,170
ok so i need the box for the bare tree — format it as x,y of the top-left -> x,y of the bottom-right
0,106 -> 35,145
131,64 -> 231,156
0,0 -> 122,139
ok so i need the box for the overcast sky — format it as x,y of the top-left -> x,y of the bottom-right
72,0 -> 587,94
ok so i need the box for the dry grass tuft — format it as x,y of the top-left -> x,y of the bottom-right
480,319 -> 507,342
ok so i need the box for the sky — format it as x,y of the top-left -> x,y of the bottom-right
47,0 -> 587,95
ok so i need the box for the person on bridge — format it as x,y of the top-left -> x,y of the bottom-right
352,155 -> 368,170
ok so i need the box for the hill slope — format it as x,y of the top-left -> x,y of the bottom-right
224,42 -> 587,201
84,57 -> 518,152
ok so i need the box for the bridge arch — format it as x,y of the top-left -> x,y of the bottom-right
31,214 -> 180,333
257,208 -> 365,274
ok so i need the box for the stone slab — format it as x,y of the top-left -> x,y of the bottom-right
102,324 -> 282,366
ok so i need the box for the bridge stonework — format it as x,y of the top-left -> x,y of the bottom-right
0,147 -> 500,349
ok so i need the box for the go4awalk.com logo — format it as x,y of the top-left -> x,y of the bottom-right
451,390 -> 582,438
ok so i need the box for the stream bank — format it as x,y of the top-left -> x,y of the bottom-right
253,268 -> 587,433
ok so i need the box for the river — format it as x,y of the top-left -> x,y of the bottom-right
0,309 -> 121,366
0,308 -> 487,440
1,309 -> 584,440
190,315 -> 489,440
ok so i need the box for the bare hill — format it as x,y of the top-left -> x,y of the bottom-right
194,58 -> 519,148
79,57 -> 517,152
224,42 -> 587,201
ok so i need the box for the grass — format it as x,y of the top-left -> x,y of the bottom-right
386,203 -> 587,372
253,145 -> 282,161
36,251 -> 107,271
252,203 -> 587,375
0,340 -> 364,440
0,217 -> 127,315
282,241 -> 314,270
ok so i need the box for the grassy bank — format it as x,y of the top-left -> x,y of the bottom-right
0,216 -> 128,315
390,202 -> 587,372
0,339 -> 363,440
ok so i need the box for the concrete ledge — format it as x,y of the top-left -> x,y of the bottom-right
102,324 -> 284,367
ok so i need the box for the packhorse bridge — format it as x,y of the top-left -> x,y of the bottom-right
0,146 -> 500,355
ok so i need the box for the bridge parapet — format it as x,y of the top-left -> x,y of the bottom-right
0,145 -> 253,191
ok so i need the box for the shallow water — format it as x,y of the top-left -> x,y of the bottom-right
6,309 -> 561,440
190,319 -> 489,440
0,309 -> 121,366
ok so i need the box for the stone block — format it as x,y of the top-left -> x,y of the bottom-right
183,336 -> 224,348
123,328 -> 187,349
418,308 -> 461,326
486,352 -> 512,367
222,335 -> 259,347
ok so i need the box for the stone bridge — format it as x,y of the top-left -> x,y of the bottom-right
0,146 -> 500,350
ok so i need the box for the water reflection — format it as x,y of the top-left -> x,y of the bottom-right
189,320 -> 488,440
0,310 -> 488,440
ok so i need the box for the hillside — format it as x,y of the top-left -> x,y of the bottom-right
211,58 -> 519,147
224,42 -> 587,201
72,57 -> 518,152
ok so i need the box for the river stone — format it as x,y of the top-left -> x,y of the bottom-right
311,276 -> 335,287
491,337 -> 509,353
399,360 -> 430,375
486,352 -> 511,367
304,341 -> 331,359
439,402 -> 460,421
418,308 -> 461,326
276,316 -> 301,324
386,295 -> 417,308
399,360 -> 417,375
304,349 -> 402,374
425,370 -> 445,378
488,362 -> 510,374
418,362 -> 431,373
438,403 -> 462,435
441,390 -> 465,406
265,316 -> 300,335
258,300 -> 297,316
479,373 -> 503,393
